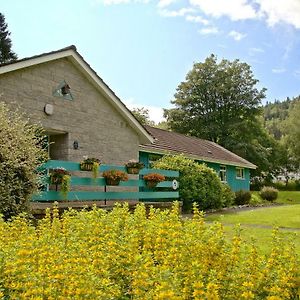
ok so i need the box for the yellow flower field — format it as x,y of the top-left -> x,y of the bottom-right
0,202 -> 299,299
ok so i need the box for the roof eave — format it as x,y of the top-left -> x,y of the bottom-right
67,53 -> 153,144
139,146 -> 257,169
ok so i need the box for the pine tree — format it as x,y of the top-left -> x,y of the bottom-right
0,13 -> 17,64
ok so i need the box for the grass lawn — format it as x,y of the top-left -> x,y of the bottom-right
252,190 -> 300,204
275,190 -> 300,204
204,203 -> 300,254
206,204 -> 300,228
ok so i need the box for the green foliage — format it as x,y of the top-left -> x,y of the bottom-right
0,102 -> 47,219
60,175 -> 71,200
263,96 -> 298,140
0,13 -> 17,63
283,99 -> 300,162
263,97 -> 300,182
152,154 -> 223,211
273,180 -> 300,191
234,190 -> 252,205
0,203 -> 298,299
163,54 -> 284,177
165,54 -> 266,144
259,186 -> 278,202
249,194 -> 263,206
221,184 -> 235,207
131,107 -> 155,126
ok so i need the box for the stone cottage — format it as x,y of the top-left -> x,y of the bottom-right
0,45 -> 256,191
0,45 -> 153,165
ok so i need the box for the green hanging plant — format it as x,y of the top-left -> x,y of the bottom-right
92,161 -> 100,179
60,174 -> 71,200
80,157 -> 101,179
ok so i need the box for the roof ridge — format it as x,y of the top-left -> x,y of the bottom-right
0,45 -> 77,67
143,125 -> 256,168
145,125 -> 210,143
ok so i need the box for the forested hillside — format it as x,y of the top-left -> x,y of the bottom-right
263,96 -> 300,140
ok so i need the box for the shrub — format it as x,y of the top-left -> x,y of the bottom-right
0,102 -> 47,219
234,190 -> 252,205
152,154 -> 223,211
249,194 -> 263,206
273,180 -> 300,191
260,186 -> 278,202
0,203 -> 298,299
221,184 -> 235,207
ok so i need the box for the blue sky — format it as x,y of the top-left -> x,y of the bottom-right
2,0 -> 300,122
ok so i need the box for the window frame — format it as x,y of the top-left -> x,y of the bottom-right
236,167 -> 245,180
219,165 -> 227,183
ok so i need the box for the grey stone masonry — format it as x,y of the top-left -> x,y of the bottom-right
0,58 -> 140,165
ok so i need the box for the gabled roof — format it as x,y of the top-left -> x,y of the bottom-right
140,126 -> 256,169
0,46 -> 153,144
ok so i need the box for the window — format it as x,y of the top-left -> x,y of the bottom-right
53,80 -> 73,100
219,165 -> 227,182
236,167 -> 245,179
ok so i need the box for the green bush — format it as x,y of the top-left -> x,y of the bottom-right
152,154 -> 223,211
234,190 -> 251,205
249,194 -> 263,206
273,180 -> 300,191
0,102 -> 47,219
221,184 -> 235,207
259,186 -> 278,202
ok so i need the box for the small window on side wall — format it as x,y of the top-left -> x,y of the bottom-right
236,167 -> 245,179
53,80 -> 73,100
219,165 -> 227,182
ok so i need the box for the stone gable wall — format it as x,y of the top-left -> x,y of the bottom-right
0,58 -> 140,164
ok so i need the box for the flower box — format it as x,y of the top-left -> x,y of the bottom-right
103,170 -> 128,186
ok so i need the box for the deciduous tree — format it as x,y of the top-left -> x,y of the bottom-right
131,107 -> 155,126
164,54 -> 272,175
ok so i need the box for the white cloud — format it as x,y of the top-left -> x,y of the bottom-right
159,7 -> 195,17
185,14 -> 209,25
157,0 -> 176,8
228,30 -> 247,41
272,68 -> 286,74
189,0 -> 257,21
198,26 -> 219,35
256,0 -> 300,29
96,0 -> 149,5
249,47 -> 265,56
95,0 -> 300,30
294,70 -> 300,78
123,98 -> 165,124
218,44 -> 227,49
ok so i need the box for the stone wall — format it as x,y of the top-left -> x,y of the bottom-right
0,58 -> 140,164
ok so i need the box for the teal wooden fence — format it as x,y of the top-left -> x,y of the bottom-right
32,160 -> 179,202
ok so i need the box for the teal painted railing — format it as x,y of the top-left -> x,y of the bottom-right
32,160 -> 179,202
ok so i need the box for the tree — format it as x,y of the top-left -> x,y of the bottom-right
131,107 -> 155,126
165,54 -> 266,144
283,100 -> 300,162
164,54 -> 271,175
0,13 -> 17,64
0,102 -> 47,219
